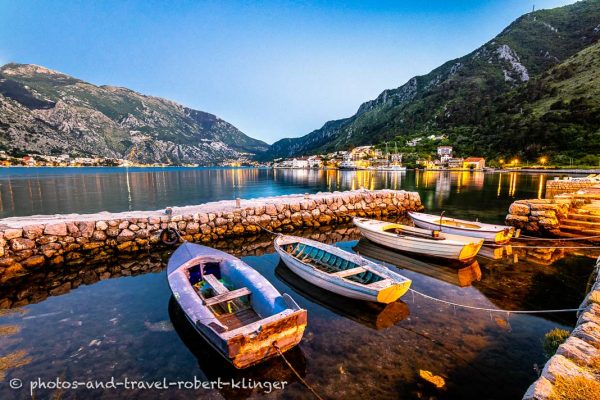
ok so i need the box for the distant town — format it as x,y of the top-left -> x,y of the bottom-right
0,145 -> 488,170
272,143 -> 486,171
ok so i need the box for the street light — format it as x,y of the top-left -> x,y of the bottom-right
539,156 -> 547,165
512,158 -> 519,165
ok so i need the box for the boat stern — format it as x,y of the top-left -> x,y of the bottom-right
376,280 -> 412,304
493,227 -> 515,244
226,309 -> 307,369
458,240 -> 484,262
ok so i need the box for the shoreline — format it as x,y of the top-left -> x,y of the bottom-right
1,165 -> 599,174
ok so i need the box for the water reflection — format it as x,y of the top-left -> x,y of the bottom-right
0,168 -> 557,220
0,232 -> 595,400
0,225 -> 362,310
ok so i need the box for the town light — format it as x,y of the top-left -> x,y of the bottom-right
512,158 -> 519,165
539,156 -> 547,165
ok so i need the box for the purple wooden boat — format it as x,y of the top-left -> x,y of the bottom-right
167,242 -> 307,369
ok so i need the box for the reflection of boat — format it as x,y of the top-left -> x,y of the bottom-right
167,243 -> 307,369
168,297 -> 306,399
478,245 -> 513,260
353,218 -> 483,263
274,235 -> 411,303
353,239 -> 482,287
275,262 -> 409,330
408,212 -> 516,244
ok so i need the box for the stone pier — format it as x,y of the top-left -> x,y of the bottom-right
0,189 -> 423,283
523,256 -> 600,399
506,185 -> 600,239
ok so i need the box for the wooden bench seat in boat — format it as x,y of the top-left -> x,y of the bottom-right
202,274 -> 251,306
332,266 -> 367,278
203,274 -> 230,295
204,288 -> 252,306
286,242 -> 385,285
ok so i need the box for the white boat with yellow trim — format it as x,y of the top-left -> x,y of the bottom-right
353,218 -> 484,262
408,211 -> 516,244
274,235 -> 411,304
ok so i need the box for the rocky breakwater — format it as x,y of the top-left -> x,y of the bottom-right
0,189 -> 423,283
523,256 -> 600,399
505,198 -> 571,236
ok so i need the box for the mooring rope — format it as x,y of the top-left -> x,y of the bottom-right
251,221 -> 280,236
516,234 -> 600,241
272,343 -> 324,400
487,243 -> 600,249
408,288 -> 585,314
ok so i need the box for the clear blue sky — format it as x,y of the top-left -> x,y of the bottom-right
0,0 -> 576,144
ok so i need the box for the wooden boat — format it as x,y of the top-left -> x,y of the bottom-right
275,263 -> 409,330
167,242 -> 307,369
274,235 -> 411,303
353,239 -> 482,287
353,217 -> 484,262
408,211 -> 516,244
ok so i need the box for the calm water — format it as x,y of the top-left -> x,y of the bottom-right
0,167 -> 549,221
0,167 -> 595,400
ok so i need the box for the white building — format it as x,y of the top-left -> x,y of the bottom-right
307,156 -> 323,168
291,157 -> 309,169
437,146 -> 453,163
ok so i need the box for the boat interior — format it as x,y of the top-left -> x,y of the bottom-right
383,225 -> 446,241
431,219 -> 481,229
186,258 -> 261,330
283,242 -> 386,286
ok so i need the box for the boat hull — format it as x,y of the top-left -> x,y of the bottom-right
274,236 -> 411,303
353,218 -> 483,262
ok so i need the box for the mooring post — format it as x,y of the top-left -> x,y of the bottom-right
235,198 -> 241,208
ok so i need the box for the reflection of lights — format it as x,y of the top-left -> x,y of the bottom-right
125,167 -> 132,211
497,173 -> 502,197
537,174 -> 545,199
508,173 -> 517,197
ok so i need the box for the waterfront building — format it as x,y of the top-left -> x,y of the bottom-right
463,157 -> 486,169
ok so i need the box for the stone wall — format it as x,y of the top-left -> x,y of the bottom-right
523,256 -> 600,399
546,180 -> 599,198
505,198 -> 571,236
0,189 -> 422,283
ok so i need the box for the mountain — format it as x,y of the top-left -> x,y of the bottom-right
267,0 -> 600,161
0,64 -> 268,164
465,38 -> 600,162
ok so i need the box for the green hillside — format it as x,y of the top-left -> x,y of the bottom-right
267,0 -> 600,163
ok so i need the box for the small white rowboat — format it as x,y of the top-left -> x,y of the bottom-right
274,235 -> 411,304
408,211 -> 516,244
353,218 -> 484,262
